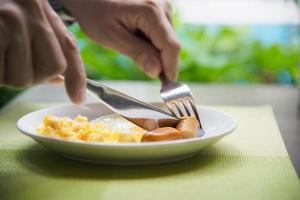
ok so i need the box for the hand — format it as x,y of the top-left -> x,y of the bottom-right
62,0 -> 181,81
0,0 -> 86,104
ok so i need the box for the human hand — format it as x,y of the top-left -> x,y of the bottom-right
0,0 -> 86,103
62,0 -> 181,81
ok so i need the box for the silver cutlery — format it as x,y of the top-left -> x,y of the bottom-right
86,79 -> 179,131
159,74 -> 205,136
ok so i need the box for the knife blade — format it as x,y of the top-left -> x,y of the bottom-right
86,79 -> 179,130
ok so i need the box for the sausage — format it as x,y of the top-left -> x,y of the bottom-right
176,117 -> 199,139
141,117 -> 200,142
141,127 -> 183,142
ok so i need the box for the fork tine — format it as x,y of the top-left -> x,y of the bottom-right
186,98 -> 205,135
186,97 -> 202,129
166,102 -> 180,118
173,101 -> 185,117
179,99 -> 191,116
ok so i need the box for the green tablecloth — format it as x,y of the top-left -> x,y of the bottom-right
0,103 -> 299,200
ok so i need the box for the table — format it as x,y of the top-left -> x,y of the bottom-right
6,81 -> 300,177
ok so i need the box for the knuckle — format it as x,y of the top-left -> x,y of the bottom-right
30,0 -> 42,7
0,3 -> 23,28
54,16 -> 65,29
65,34 -> 78,51
50,11 -> 65,27
130,47 -> 161,76
34,22 -> 55,36
169,39 -> 181,52
143,0 -> 159,14
144,0 -> 159,9
174,41 -> 181,51
131,47 -> 147,63
29,0 -> 45,19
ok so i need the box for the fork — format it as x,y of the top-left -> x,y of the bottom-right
159,74 -> 205,135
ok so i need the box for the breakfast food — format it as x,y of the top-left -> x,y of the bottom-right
38,115 -> 200,143
38,115 -> 146,143
141,116 -> 200,142
141,127 -> 182,142
176,117 -> 200,139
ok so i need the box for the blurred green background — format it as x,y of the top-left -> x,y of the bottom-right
0,10 -> 299,108
72,22 -> 299,84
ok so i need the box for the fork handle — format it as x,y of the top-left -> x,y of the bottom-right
159,72 -> 173,86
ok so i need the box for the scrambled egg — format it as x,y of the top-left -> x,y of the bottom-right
38,115 -> 146,143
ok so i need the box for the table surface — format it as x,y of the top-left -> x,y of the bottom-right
6,81 -> 300,177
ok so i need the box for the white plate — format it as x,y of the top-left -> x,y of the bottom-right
17,103 -> 237,165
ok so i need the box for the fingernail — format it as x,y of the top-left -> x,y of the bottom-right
145,59 -> 161,78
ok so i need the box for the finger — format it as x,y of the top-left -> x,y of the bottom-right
100,24 -> 162,78
45,3 -> 86,104
0,48 -> 4,85
131,2 -> 181,81
0,5 -> 11,85
5,37 -> 32,88
48,74 -> 64,85
162,0 -> 173,23
31,10 -> 67,84
1,5 -> 32,87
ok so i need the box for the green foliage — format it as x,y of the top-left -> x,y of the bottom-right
70,22 -> 299,85
0,87 -> 23,108
177,25 -> 299,84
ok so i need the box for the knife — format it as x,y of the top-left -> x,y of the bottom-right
86,79 -> 179,131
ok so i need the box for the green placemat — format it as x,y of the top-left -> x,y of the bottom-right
0,103 -> 299,200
